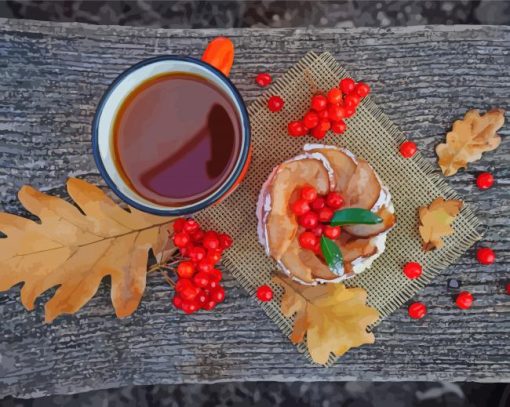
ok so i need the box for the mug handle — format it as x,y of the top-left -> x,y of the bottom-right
201,37 -> 234,77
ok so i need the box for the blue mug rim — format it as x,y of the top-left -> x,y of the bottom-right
91,55 -> 251,217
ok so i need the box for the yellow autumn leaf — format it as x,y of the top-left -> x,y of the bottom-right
273,275 -> 379,365
0,178 -> 175,323
436,109 -> 504,176
418,197 -> 463,251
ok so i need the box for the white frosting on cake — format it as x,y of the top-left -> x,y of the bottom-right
303,143 -> 359,164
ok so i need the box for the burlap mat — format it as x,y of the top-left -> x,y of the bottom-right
196,52 -> 482,364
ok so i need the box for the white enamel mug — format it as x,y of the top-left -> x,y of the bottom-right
92,38 -> 251,216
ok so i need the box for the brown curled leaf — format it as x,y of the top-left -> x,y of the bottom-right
0,178 -> 174,323
418,197 -> 463,251
273,275 -> 379,365
436,109 -> 504,176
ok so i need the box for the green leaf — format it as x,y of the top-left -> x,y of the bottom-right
320,236 -> 344,277
330,208 -> 383,226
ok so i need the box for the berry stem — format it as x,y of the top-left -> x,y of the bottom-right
160,265 -> 178,275
146,257 -> 182,274
162,271 -> 176,288
159,268 -> 175,289
147,263 -> 163,274
163,259 -> 183,268
146,263 -> 177,288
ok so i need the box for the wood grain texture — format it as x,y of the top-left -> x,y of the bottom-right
0,19 -> 509,397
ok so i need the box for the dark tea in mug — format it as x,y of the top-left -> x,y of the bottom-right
112,72 -> 242,207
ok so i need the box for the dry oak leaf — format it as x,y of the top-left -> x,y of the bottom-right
0,178 -> 174,323
418,197 -> 463,251
273,275 -> 379,365
436,109 -> 504,176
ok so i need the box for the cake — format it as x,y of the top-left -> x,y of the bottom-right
257,144 -> 396,285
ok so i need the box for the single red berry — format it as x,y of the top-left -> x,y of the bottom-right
172,294 -> 183,309
327,88 -> 343,104
193,272 -> 210,288
205,230 -> 219,239
476,172 -> 494,190
181,300 -> 200,314
208,280 -> 220,289
311,126 -> 327,140
298,211 -> 319,229
318,119 -> 331,133
318,109 -> 329,120
183,219 -> 200,233
505,283 -> 510,295
219,233 -> 233,249
399,141 -> 417,158
255,72 -> 272,87
311,94 -> 328,112
173,232 -> 190,248
344,107 -> 355,118
325,191 -> 344,209
311,224 -> 325,237
318,207 -> 334,223
288,120 -> 306,137
180,284 -> 200,302
180,301 -> 191,314
301,185 -> 318,202
408,302 -> 427,319
197,259 -> 213,274
177,261 -> 195,279
175,278 -> 193,293
268,95 -> 284,112
344,94 -> 360,109
203,300 -> 216,311
456,291 -> 474,310
206,248 -> 222,265
323,225 -> 341,239
196,289 -> 208,307
203,231 -> 220,250
298,231 -> 318,250
339,78 -> 356,94
331,120 -> 347,135
188,301 -> 200,314
256,285 -> 274,302
328,104 -> 346,122
303,111 -> 320,129
208,268 -> 223,283
476,247 -> 495,265
355,82 -> 370,98
189,246 -> 206,263
311,197 -> 325,211
291,198 -> 311,216
403,262 -> 422,279
190,228 -> 204,242
173,218 -> 186,233
210,286 -> 226,303
179,245 -> 189,257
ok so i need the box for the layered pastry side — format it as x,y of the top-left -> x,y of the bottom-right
257,144 -> 396,285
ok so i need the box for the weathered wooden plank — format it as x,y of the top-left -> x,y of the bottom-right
0,19 -> 509,397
